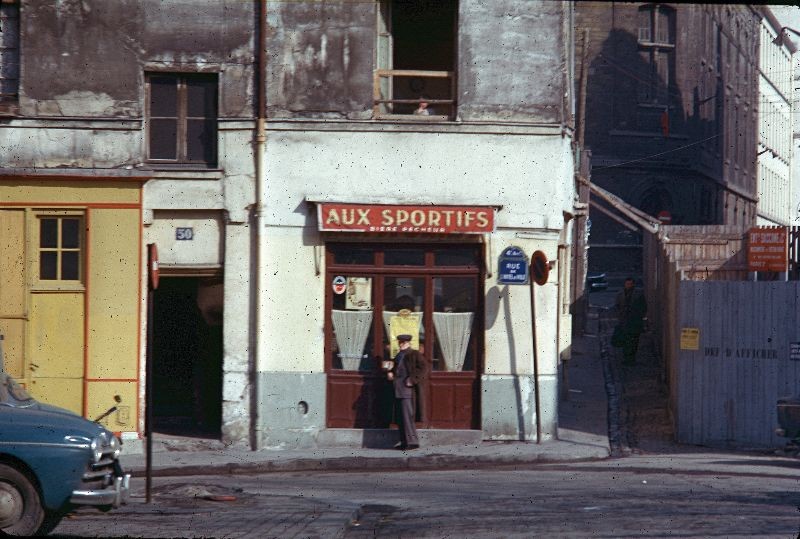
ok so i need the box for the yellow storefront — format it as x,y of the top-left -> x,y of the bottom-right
0,177 -> 144,436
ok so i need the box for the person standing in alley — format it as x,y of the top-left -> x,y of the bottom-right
386,334 -> 428,450
614,277 -> 647,365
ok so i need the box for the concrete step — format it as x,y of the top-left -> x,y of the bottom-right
316,428 -> 483,449
123,429 -> 484,455
123,434 -> 228,456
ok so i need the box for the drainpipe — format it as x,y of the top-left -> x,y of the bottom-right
253,0 -> 267,450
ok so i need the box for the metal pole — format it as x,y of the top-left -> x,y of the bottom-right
530,278 -> 542,444
145,258 -> 155,503
253,0 -> 268,451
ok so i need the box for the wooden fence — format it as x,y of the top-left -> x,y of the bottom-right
674,281 -> 800,447
643,224 -> 800,447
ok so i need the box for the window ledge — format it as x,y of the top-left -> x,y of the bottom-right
266,118 -> 564,136
147,168 -> 224,180
0,101 -> 19,117
373,114 -> 452,122
30,283 -> 86,293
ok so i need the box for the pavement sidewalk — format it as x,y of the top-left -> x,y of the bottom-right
120,328 -> 611,478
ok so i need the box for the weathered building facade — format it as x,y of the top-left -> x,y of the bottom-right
757,8 -> 796,226
257,0 -> 576,448
0,0 -> 257,447
0,0 -> 577,450
576,3 -> 761,273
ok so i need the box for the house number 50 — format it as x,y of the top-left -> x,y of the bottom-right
176,227 -> 194,241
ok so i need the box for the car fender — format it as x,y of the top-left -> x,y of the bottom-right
0,442 -> 92,510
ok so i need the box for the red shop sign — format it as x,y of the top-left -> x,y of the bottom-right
747,226 -> 787,272
317,203 -> 495,234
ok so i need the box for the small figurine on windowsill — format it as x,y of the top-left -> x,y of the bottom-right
414,96 -> 431,116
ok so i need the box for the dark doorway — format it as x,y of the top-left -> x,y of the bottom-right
152,277 -> 223,438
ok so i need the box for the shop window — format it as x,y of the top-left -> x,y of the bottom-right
432,277 -> 475,372
329,245 -> 375,266
330,275 -> 376,371
636,4 -> 676,133
434,247 -> 480,267
383,248 -> 425,266
326,244 -> 480,373
147,73 -> 218,167
38,216 -> 83,282
374,0 -> 457,119
0,0 -> 20,115
382,277 -> 426,359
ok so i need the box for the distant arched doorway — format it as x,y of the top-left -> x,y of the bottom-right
639,186 -> 673,221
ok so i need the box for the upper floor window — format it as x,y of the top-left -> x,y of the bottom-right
374,0 -> 457,120
38,215 -> 83,283
146,73 -> 218,167
635,4 -> 676,132
637,4 -> 675,45
0,0 -> 20,115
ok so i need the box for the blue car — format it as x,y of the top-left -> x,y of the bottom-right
0,373 -> 130,536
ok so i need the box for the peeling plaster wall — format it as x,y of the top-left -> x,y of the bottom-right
266,2 -> 375,119
458,0 -> 568,123
265,0 -> 570,124
20,0 -> 255,118
262,130 -> 574,231
10,1 -> 259,450
0,121 -> 142,168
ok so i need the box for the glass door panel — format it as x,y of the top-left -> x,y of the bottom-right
432,277 -> 476,372
382,277 -> 425,358
330,275 -> 375,371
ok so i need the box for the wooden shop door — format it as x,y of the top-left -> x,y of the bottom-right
325,243 -> 482,430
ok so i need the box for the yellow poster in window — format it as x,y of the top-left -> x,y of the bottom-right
388,309 -> 421,357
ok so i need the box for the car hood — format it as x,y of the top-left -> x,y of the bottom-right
0,402 -> 105,444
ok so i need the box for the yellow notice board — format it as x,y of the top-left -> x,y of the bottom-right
680,328 -> 700,350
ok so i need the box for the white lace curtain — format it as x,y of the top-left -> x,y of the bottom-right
331,310 -> 373,371
433,312 -> 473,372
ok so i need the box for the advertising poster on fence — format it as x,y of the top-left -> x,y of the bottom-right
747,227 -> 787,272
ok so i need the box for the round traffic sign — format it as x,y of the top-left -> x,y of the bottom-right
148,243 -> 159,290
531,250 -> 549,286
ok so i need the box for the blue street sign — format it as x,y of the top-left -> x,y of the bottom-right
498,246 -> 529,285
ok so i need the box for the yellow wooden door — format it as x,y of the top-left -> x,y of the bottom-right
0,210 -> 26,380
28,292 -> 85,412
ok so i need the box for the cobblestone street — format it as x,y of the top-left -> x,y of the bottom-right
51,456 -> 800,538
52,479 -> 359,539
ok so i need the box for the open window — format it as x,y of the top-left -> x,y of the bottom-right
635,4 -> 676,133
0,0 -> 20,116
374,0 -> 457,120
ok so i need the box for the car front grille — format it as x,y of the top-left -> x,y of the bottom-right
80,435 -> 122,490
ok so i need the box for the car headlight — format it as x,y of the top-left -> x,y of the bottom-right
110,434 -> 122,459
90,435 -> 104,463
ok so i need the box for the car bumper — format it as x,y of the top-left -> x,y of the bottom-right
70,474 -> 130,507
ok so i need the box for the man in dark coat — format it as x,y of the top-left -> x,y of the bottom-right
615,277 -> 647,364
386,334 -> 429,450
